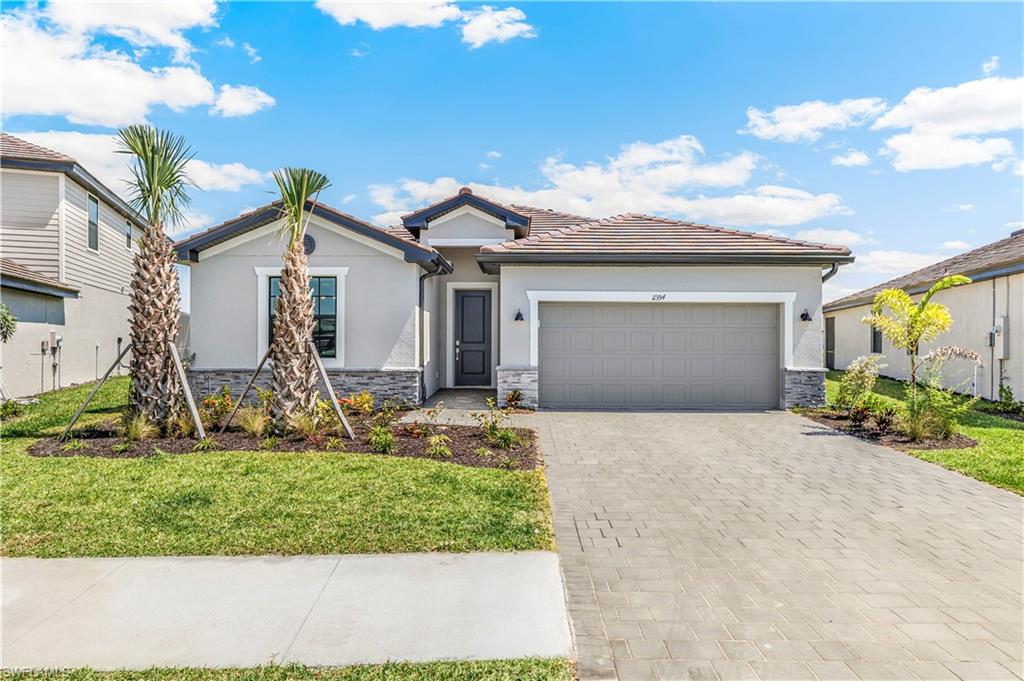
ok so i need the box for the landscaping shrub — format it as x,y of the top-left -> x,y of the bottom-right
287,412 -> 322,439
325,437 -> 346,452
348,390 -> 375,415
170,411 -> 196,438
833,355 -> 885,412
61,438 -> 87,452
236,406 -> 271,438
199,386 -> 235,429
123,413 -> 158,441
873,405 -> 899,432
473,397 -> 509,441
255,387 -> 276,413
366,425 -> 395,454
192,437 -> 221,452
426,433 -> 452,458
0,400 -> 25,419
993,384 -> 1024,416
849,404 -> 872,427
371,399 -> 401,429
504,389 -> 523,409
921,381 -> 978,439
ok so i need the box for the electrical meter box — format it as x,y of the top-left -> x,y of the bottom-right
993,316 -> 1008,360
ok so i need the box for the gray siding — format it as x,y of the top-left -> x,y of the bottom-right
63,178 -> 137,293
0,170 -> 61,278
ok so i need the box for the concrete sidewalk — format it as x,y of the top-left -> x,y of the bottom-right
2,552 -> 572,670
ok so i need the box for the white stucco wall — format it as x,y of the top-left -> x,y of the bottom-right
419,208 -> 515,246
825,273 -> 1023,400
497,265 -> 826,370
186,215 -> 421,371
1,283 -> 131,397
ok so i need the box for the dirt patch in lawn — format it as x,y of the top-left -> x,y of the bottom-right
799,409 -> 977,451
28,413 -> 541,471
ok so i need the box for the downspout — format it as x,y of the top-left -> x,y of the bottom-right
821,263 -> 839,283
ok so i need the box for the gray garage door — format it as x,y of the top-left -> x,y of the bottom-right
538,302 -> 779,410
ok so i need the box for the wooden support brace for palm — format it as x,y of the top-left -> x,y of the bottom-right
219,346 -> 272,435
309,340 -> 355,440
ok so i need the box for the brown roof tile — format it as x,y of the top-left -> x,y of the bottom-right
510,204 -> 594,235
0,133 -> 75,163
0,258 -> 79,293
478,213 -> 853,260
824,231 -> 1024,311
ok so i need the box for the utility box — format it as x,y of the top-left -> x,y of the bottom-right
993,316 -> 1009,360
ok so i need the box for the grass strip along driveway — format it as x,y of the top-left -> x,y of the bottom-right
1,379 -> 555,557
825,371 -> 1024,495
3,659 -> 574,681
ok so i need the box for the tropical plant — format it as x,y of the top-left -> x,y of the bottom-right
366,425 -> 396,454
427,433 -> 452,458
861,275 -> 971,389
833,355 -> 885,412
199,386 -> 235,429
921,381 -> 978,439
872,405 -> 899,432
0,302 -> 17,343
117,125 -> 195,429
123,413 -> 159,441
269,167 -> 331,425
489,427 -> 520,450
472,397 -> 508,440
325,437 -> 346,452
236,406 -> 271,438
192,437 -> 221,452
504,389 -> 523,409
347,390 -> 375,415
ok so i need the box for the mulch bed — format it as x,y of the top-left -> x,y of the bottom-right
799,408 -> 977,451
28,412 -> 541,471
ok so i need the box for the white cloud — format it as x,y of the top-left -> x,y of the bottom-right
316,1 -> 534,49
12,131 -> 268,198
479,162 -> 493,170
945,203 -> 975,212
461,6 -> 535,49
794,228 -> 874,246
740,98 -> 887,142
368,134 -> 848,228
349,41 -> 370,57
173,209 -> 215,237
210,84 -> 276,117
874,77 -> 1023,171
242,42 -> 261,64
941,240 -> 971,250
849,250 -> 947,275
486,150 -> 502,159
215,35 -> 235,48
1003,221 -> 1024,231
830,149 -> 871,167
339,194 -> 356,205
315,1 -> 461,30
983,56 -> 1000,75
45,0 -> 218,62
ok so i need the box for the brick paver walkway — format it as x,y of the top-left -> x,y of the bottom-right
535,411 -> 1023,681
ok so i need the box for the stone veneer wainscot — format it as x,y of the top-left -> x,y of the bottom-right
497,366 -> 539,409
187,368 -> 423,406
783,367 -> 827,408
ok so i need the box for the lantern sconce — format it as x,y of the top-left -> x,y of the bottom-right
800,309 -> 813,322
514,309 -> 525,321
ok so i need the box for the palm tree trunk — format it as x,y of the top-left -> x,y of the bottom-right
129,224 -> 182,425
271,240 -> 318,422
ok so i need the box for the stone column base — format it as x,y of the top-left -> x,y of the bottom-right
186,368 -> 423,407
496,366 -> 539,408
783,367 -> 827,408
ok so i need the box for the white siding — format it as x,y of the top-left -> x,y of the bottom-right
63,178 -> 137,293
0,170 -> 61,278
825,274 -> 1024,400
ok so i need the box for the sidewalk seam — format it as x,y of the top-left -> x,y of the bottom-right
280,555 -> 342,661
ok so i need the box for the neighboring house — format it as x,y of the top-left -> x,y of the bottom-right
823,231 -> 1024,401
0,133 -> 144,398
177,187 -> 851,409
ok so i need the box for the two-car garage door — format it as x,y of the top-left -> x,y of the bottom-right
538,302 -> 779,410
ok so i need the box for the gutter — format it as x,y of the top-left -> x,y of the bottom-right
476,252 -> 855,274
821,263 -> 840,283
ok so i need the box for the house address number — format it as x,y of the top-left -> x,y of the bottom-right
651,293 -> 667,301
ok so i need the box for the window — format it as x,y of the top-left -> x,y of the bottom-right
871,326 -> 883,353
87,195 -> 99,250
268,276 -> 337,358
125,220 -> 132,249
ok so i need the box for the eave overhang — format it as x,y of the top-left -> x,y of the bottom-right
475,252 -> 856,275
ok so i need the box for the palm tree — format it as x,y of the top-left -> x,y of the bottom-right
117,125 -> 194,427
269,168 -> 331,424
862,274 -> 971,389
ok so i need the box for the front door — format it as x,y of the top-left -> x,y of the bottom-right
825,317 -> 836,370
454,290 -> 492,386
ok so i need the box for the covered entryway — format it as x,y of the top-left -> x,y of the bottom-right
538,302 -> 779,409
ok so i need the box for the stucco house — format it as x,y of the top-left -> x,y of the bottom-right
823,230 -> 1023,401
176,187 -> 853,409
0,133 -> 144,398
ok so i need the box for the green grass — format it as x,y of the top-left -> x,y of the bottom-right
0,378 -> 555,557
1,659 -> 574,681
825,371 -> 1024,495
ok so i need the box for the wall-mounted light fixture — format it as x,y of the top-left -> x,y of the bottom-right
800,309 -> 813,322
514,309 -> 525,321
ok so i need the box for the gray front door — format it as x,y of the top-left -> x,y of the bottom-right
538,302 -> 779,409
454,290 -> 492,386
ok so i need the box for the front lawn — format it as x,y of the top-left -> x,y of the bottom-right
825,371 -> 1024,495
2,659 -> 574,681
0,379 -> 555,557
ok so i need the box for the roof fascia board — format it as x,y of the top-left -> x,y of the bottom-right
823,260 -> 1024,313
402,194 -> 529,232
476,252 -> 855,274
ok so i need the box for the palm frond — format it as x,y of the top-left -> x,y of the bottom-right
116,125 -> 196,232
272,168 -> 331,248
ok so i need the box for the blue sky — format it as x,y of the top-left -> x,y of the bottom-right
3,1 -> 1022,304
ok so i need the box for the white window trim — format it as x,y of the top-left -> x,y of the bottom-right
525,290 -> 799,369
446,281 -> 499,389
86,193 -> 100,253
255,266 -> 349,369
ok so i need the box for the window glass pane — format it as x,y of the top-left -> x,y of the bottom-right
319,278 -> 336,297
319,296 -> 336,316
270,277 -> 281,297
267,275 -> 339,359
125,220 -> 132,249
88,196 -> 99,250
310,278 -> 320,297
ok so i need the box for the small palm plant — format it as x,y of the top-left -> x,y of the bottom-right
269,168 -> 331,425
862,274 -> 971,389
117,125 -> 195,428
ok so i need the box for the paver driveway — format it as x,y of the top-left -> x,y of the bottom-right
534,411 -> 1023,681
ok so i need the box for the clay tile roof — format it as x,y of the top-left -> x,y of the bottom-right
824,231 -> 1024,311
0,133 -> 75,163
478,213 -> 853,262
509,204 -> 595,235
0,258 -> 79,294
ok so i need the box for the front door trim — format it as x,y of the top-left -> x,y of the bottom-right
446,282 -> 498,388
